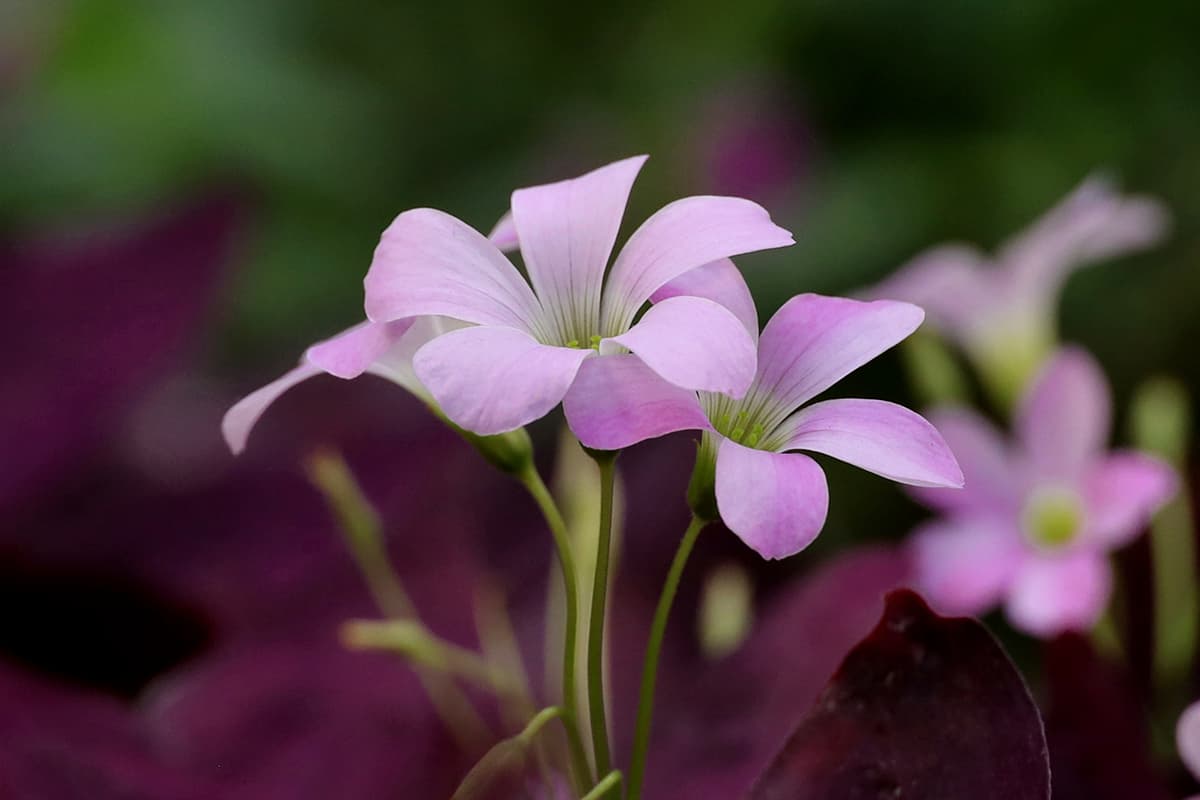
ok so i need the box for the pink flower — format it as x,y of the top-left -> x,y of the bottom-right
910,347 -> 1177,638
865,176 -> 1168,402
1177,701 -> 1200,798
363,155 -> 794,435
562,289 -> 964,559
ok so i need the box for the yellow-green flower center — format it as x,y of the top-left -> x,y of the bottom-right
1022,488 -> 1083,549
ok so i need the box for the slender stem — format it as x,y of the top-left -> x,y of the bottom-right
586,451 -> 618,777
627,515 -> 707,800
580,770 -> 623,800
518,464 -> 594,788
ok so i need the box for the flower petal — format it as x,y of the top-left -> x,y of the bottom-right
1177,701 -> 1200,782
650,258 -> 759,339
754,294 -> 925,418
603,296 -> 757,396
562,354 -> 710,450
776,398 -> 963,488
909,516 -> 1026,616
305,319 -> 417,379
1082,452 -> 1177,548
363,208 -> 542,332
1016,347 -> 1111,482
908,408 -> 1018,514
511,156 -> 646,337
413,326 -> 591,435
716,439 -> 829,559
1005,552 -> 1112,638
861,244 -> 993,340
601,196 -> 793,330
487,210 -> 519,252
222,363 -> 324,456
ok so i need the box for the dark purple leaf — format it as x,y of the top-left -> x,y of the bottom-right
750,590 -> 1050,800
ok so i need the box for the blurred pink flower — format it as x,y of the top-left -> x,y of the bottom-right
1177,701 -> 1200,798
865,176 -> 1168,402
910,347 -> 1176,637
563,286 -> 963,559
363,155 -> 794,435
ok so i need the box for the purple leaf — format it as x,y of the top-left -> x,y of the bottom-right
750,590 -> 1049,800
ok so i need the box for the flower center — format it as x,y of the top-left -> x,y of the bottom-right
705,399 -> 773,449
1022,487 -> 1083,549
563,334 -> 604,351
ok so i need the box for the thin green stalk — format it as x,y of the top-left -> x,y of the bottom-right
451,706 -> 566,800
627,515 -> 707,800
518,464 -> 594,789
581,770 -> 623,800
586,451 -> 618,777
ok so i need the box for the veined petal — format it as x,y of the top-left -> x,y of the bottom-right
413,326 -> 591,435
861,244 -> 993,340
1005,552 -> 1111,638
512,156 -> 647,340
716,439 -> 829,560
487,210 -> 519,252
910,516 -> 1026,616
562,354 -> 710,450
222,320 -> 428,455
909,408 -> 1019,514
650,258 -> 759,339
1082,452 -> 1177,548
776,398 -> 963,488
601,195 -> 793,331
364,208 -> 542,333
753,294 -> 924,422
603,296 -> 757,396
1016,347 -> 1111,482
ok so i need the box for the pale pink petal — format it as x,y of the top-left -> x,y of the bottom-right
1004,552 -> 1112,638
1082,452 -> 1177,548
305,319 -> 416,379
364,208 -> 543,333
909,516 -> 1026,616
603,296 -> 757,397
562,354 -> 710,450
413,326 -> 591,435
488,211 -> 519,252
753,294 -> 925,417
650,258 -> 759,339
862,244 -> 992,339
222,363 -> 323,455
908,407 -> 1019,514
1016,347 -> 1112,482
511,156 -> 646,336
1177,701 -> 1200,782
776,398 -> 963,488
715,439 -> 829,560
600,196 -> 793,331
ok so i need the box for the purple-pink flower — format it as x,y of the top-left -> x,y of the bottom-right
562,291 -> 964,559
363,155 -> 794,435
1177,701 -> 1200,799
909,347 -> 1177,637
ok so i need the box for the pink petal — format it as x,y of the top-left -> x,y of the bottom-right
487,210 -> 518,252
222,363 -> 323,456
650,258 -> 759,339
754,294 -> 925,415
1082,452 -> 1177,548
1016,347 -> 1112,482
364,208 -> 542,333
861,244 -> 992,339
715,439 -> 829,560
412,326 -> 591,435
601,196 -> 793,331
909,515 -> 1026,617
1177,701 -> 1200,782
1004,552 -> 1112,638
305,319 -> 417,379
511,156 -> 646,336
562,354 -> 710,450
909,408 -> 1019,515
776,398 -> 963,488
603,296 -> 757,396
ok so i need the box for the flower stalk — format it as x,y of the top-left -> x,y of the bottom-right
584,449 -> 619,778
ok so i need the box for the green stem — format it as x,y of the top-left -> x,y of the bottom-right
586,451 -> 618,777
518,464 -> 594,789
627,515 -> 707,800
581,770 -> 623,800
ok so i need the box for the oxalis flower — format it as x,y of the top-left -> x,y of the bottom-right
865,175 -> 1168,406
909,347 -> 1177,637
561,291 -> 964,559
363,155 -> 794,435
1177,701 -> 1200,800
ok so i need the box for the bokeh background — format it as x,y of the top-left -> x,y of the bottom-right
3,0 -> 1199,797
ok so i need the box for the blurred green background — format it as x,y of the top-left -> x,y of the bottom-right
4,0 -> 1198,539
